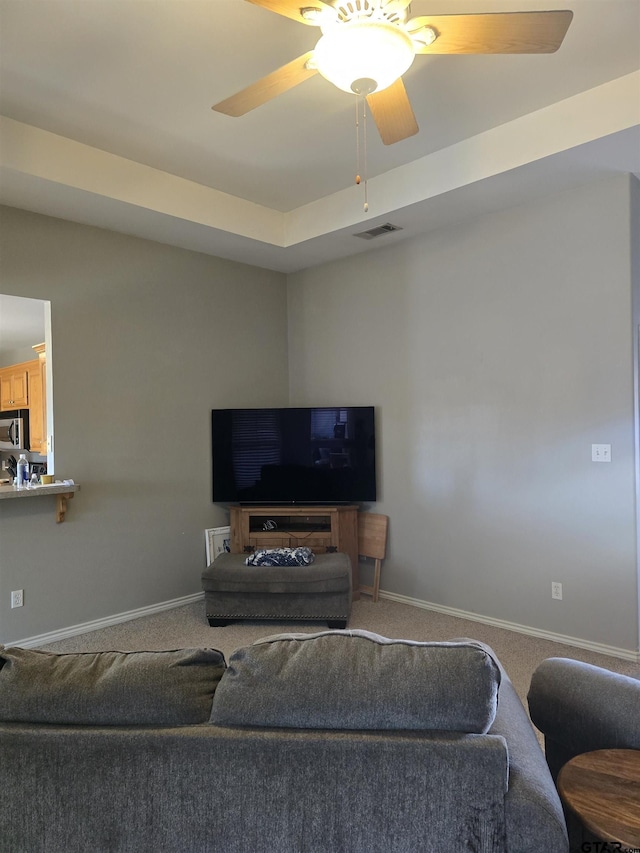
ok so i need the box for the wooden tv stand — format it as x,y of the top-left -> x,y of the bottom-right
229,505 -> 360,600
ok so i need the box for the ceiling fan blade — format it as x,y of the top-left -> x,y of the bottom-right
245,0 -> 335,26
212,52 -> 317,117
408,10 -> 573,54
366,78 -> 418,145
382,0 -> 413,12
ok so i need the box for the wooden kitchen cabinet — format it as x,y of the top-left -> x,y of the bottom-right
0,346 -> 47,453
0,363 -> 29,408
27,346 -> 46,454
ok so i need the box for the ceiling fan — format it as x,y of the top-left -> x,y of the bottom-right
212,0 -> 573,145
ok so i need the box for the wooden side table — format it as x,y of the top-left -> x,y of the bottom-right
558,749 -> 640,850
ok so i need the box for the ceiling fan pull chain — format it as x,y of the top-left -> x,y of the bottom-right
354,91 -> 369,212
363,95 -> 369,213
355,93 -> 361,188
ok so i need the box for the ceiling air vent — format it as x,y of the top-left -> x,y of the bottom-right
354,222 -> 403,240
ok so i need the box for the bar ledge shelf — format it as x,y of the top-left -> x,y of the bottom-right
0,483 -> 80,522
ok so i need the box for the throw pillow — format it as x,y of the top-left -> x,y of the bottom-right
210,629 -> 500,732
0,646 -> 226,726
245,547 -> 315,566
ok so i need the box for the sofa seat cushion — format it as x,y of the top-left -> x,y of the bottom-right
202,551 -> 351,594
0,646 -> 226,726
210,629 -> 501,731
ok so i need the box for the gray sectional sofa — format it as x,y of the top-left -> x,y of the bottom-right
528,657 -> 640,780
0,631 -> 569,853
528,657 -> 640,852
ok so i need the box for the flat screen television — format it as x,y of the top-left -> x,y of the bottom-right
211,406 -> 376,504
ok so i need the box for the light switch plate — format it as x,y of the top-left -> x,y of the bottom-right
592,444 -> 611,463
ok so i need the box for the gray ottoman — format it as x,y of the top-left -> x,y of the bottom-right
202,551 -> 351,628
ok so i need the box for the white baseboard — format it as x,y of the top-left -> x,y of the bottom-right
7,592 -> 205,649
7,588 -> 639,663
379,590 -> 640,663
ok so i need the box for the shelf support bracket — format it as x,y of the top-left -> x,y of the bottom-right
56,491 -> 74,523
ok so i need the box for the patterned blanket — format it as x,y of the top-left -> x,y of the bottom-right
245,547 -> 315,567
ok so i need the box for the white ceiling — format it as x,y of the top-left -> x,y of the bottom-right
0,0 -> 639,274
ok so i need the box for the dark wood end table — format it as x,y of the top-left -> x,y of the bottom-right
558,748 -> 640,850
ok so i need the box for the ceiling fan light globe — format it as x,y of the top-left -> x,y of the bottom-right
314,21 -> 415,94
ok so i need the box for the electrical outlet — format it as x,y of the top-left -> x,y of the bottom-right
551,582 -> 563,601
11,589 -> 24,608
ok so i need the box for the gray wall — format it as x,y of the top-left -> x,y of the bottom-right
0,206 -> 289,643
288,174 -> 639,653
632,174 -> 640,655
2,175 -> 639,654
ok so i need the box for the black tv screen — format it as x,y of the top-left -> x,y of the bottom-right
212,406 -> 376,504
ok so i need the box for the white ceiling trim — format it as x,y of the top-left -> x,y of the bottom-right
1,72 -> 638,272
285,72 -> 640,245
0,115 -> 283,245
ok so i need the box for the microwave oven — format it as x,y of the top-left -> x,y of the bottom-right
0,417 -> 25,450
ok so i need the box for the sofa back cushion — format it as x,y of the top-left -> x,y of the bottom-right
210,629 -> 501,731
0,646 -> 226,726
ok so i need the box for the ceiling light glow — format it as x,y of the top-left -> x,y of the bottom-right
313,21 -> 415,94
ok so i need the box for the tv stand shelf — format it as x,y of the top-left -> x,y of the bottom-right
230,505 -> 360,600
247,511 -> 335,531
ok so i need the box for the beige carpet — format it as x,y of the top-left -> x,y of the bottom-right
38,595 -> 640,712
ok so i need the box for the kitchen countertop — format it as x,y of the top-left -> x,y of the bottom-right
0,482 -> 79,499
0,481 -> 80,522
